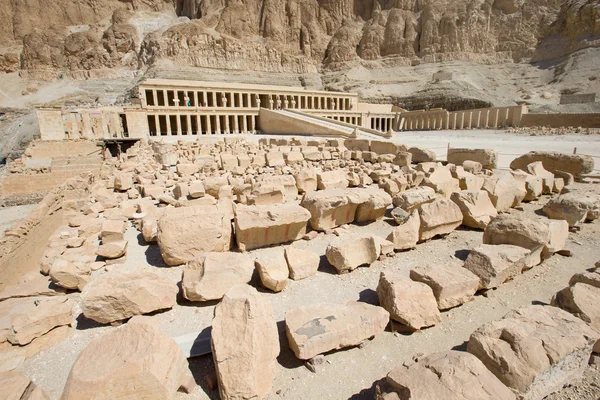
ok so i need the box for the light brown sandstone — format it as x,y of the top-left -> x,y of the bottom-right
0,371 -> 49,400
182,252 -> 255,301
482,214 -> 550,250
234,204 -> 310,251
377,271 -> 441,330
543,191 -> 600,227
285,302 -> 389,360
482,172 -> 518,212
463,244 -> 531,289
48,259 -> 90,291
392,186 -> 437,212
386,210 -> 420,251
418,197 -> 463,241
450,190 -> 498,229
326,235 -> 380,273
255,247 -> 289,292
61,316 -> 192,400
81,268 -> 178,324
284,247 -> 320,280
7,297 -> 73,345
212,285 -> 279,400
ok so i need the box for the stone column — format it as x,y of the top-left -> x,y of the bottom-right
215,115 -> 221,134
269,95 -> 274,110
212,92 -> 217,107
206,115 -> 212,134
196,115 -> 202,135
475,111 -> 481,128
242,115 -> 248,133
174,98 -> 180,108
187,114 -> 192,134
291,97 -> 296,109
154,115 -> 160,136
233,115 -> 239,133
176,114 -> 182,135
193,91 -> 199,108
251,115 -> 256,133
202,92 -> 208,107
256,95 -> 261,108
163,90 -> 169,107
222,94 -> 228,108
165,114 -> 172,136
152,90 -> 158,107
224,115 -> 230,134
284,97 -> 289,109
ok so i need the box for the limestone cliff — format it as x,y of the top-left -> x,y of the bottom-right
2,0 -> 599,77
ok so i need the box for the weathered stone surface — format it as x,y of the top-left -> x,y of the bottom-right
447,148 -> 498,170
248,183 -> 285,205
542,219 -> 568,258
317,170 -> 349,190
569,270 -> 600,289
294,169 -> 317,193
235,204 -> 310,251
421,166 -> 460,197
409,147 -> 436,163
0,371 -> 50,400
392,186 -> 437,212
285,302 -> 389,360
7,298 -> 73,345
326,235 -> 380,273
543,191 -> 600,227
450,190 -> 498,229
463,244 -> 530,289
526,161 -> 554,194
96,239 -> 128,259
300,188 -> 362,231
0,275 -> 65,301
355,189 -> 392,223
100,219 -> 127,243
510,151 -> 594,179
182,252 -> 254,301
212,285 -> 279,400
483,214 -> 550,251
255,247 -> 288,292
284,247 -> 320,280
260,175 -> 298,201
377,271 -> 441,330
410,263 -> 480,310
81,268 -> 178,324
482,172 -> 518,212
62,317 -> 192,400
188,181 -> 206,198
418,198 -> 463,241
552,283 -> 600,336
157,205 -> 232,266
381,351 -> 515,400
386,210 -> 420,251
48,259 -> 90,291
467,305 -> 599,400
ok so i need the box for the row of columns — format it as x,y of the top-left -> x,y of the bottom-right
403,107 -> 515,131
370,117 -> 395,132
147,113 -> 258,136
64,111 -> 123,139
327,115 -> 361,125
143,88 -> 353,111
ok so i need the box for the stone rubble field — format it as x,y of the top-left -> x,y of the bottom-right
1,136 -> 600,400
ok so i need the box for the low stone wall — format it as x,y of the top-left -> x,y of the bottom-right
521,113 -> 600,128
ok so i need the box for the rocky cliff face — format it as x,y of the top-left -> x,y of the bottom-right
2,0 -> 599,77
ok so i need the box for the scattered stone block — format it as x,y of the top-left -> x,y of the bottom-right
463,244 -> 530,289
510,151 -> 594,180
157,206 -> 232,266
543,191 -> 600,227
234,204 -> 310,251
0,371 -> 50,400
317,170 -> 349,190
483,214 -> 550,251
294,169 -> 318,193
408,147 -> 436,163
182,252 -> 254,301
569,270 -> 600,288
81,268 -> 178,324
482,172 -> 518,212
300,188 -> 362,231
381,351 -> 515,400
188,181 -> 205,198
447,148 -> 498,170
285,302 -> 389,360
100,219 -> 127,243
526,161 -> 554,194
355,189 -> 392,223
450,190 -> 498,229
387,210 -> 420,251
49,259 -> 90,291
212,285 -> 279,400
96,239 -> 128,259
7,298 -> 73,345
409,263 -> 480,310
467,305 -> 599,400
377,271 -> 441,330
392,186 -> 437,212
61,317 -> 192,400
418,198 -> 463,241
326,235 -> 380,273
284,247 -> 320,280
255,248 -> 288,292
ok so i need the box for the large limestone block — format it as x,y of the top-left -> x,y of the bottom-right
467,305 -> 599,400
49,259 -> 90,291
450,190 -> 498,229
392,186 -> 437,212
542,219 -> 568,257
551,283 -> 600,339
294,169 -> 317,193
248,183 -> 285,205
418,198 -> 463,241
0,275 -> 65,301
482,172 -> 518,212
526,161 -> 554,194
386,210 -> 420,251
284,247 -> 320,280
510,151 -> 594,179
447,148 -> 498,170
234,204 -> 310,251
260,175 -> 298,201
377,271 -> 441,330
542,191 -> 600,227
285,302 -> 389,360
409,147 -> 436,163
317,170 -> 349,190
157,205 -> 232,266
454,167 -> 485,191
381,351 -> 515,400
266,152 -> 285,167
62,317 -> 192,400
409,263 -> 480,310
81,268 -> 178,324
421,167 -> 460,197
7,297 -> 73,345
100,219 -> 127,243
355,189 -> 392,223
255,248 -> 288,292
463,244 -> 530,289
326,235 -> 380,273
482,215 -> 550,250
182,252 -> 254,301
212,285 -> 279,400
569,270 -> 600,289
300,188 -> 362,231
371,140 -> 406,155
0,371 -> 50,400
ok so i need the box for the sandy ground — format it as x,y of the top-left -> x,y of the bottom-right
0,204 -> 36,235
6,182 -> 598,400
